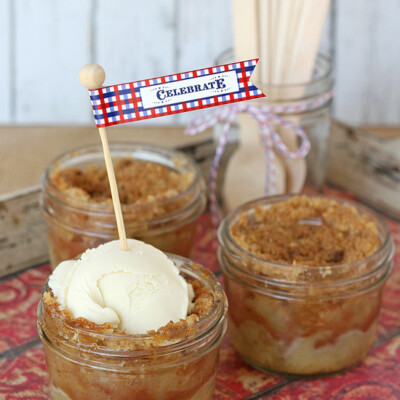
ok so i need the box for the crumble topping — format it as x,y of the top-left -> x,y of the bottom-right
50,158 -> 194,205
230,196 -> 381,267
41,270 -> 216,350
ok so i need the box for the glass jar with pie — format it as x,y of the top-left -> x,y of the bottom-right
218,194 -> 393,376
41,142 -> 206,267
37,241 -> 227,399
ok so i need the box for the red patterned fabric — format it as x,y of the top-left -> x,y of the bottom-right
1,190 -> 400,399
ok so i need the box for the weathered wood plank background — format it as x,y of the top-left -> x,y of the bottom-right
0,0 -> 399,126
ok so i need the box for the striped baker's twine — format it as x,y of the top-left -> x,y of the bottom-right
185,89 -> 334,226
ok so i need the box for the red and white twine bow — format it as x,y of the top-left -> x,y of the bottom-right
185,90 -> 333,226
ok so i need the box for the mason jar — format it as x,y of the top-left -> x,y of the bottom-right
41,143 -> 206,267
218,195 -> 394,376
214,52 -> 333,195
37,254 -> 228,400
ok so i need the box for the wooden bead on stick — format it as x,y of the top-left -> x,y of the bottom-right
79,63 -> 128,251
79,64 -> 106,90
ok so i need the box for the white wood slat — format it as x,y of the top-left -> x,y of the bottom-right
95,0 -> 177,126
14,0 -> 92,124
176,0 -> 232,72
176,0 -> 233,125
0,0 -> 12,122
334,0 -> 400,125
1,1 -> 399,126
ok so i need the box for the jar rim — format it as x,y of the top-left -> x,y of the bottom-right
37,253 -> 227,359
218,194 -> 392,277
42,142 -> 203,216
218,247 -> 393,300
41,184 -> 205,234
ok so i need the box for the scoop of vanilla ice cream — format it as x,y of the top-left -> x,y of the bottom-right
49,239 -> 194,334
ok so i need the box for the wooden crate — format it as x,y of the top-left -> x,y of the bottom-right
327,122 -> 400,220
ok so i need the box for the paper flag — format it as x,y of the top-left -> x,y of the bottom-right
88,59 -> 264,127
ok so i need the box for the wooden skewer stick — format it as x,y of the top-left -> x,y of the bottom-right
79,64 -> 128,251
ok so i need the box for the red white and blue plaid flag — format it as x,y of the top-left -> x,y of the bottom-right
88,59 -> 264,127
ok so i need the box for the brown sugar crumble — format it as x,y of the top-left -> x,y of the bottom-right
41,274 -> 215,350
230,196 -> 381,267
50,158 -> 194,205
